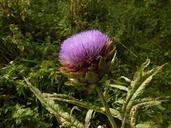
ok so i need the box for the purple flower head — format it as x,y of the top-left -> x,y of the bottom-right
59,30 -> 109,72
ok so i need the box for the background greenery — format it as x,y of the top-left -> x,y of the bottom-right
0,0 -> 171,127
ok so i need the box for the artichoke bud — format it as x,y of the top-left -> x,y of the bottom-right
58,30 -> 116,91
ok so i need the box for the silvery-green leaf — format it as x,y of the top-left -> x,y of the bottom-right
24,78 -> 84,128
85,109 -> 94,128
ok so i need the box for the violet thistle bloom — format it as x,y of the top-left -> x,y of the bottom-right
59,30 -> 114,73
59,29 -> 116,90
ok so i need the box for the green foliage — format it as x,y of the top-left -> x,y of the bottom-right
0,103 -> 51,128
12,104 -> 50,128
24,59 -> 167,128
0,0 -> 171,127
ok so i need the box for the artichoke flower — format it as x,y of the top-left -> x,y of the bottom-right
59,30 -> 116,90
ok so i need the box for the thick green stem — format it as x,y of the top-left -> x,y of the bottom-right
96,86 -> 117,128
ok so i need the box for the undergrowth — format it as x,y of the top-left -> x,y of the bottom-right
0,0 -> 171,127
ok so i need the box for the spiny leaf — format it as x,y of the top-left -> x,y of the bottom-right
124,61 -> 164,112
136,121 -> 160,128
127,65 -> 164,110
130,100 -> 163,127
42,92 -> 122,120
121,60 -> 165,128
120,76 -> 131,83
85,109 -> 94,128
24,78 -> 84,128
109,84 -> 128,91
